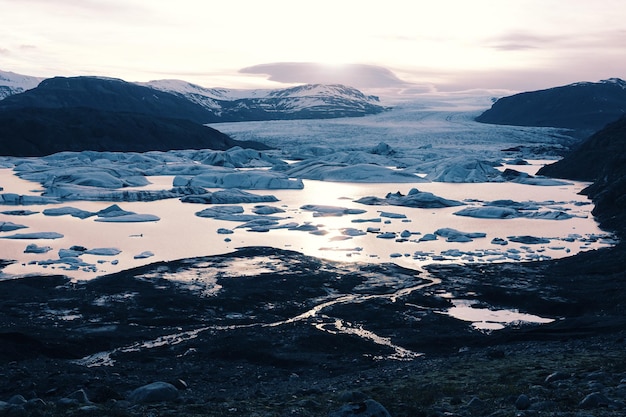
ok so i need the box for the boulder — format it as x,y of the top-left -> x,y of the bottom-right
128,381 -> 179,404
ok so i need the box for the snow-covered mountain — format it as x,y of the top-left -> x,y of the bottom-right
142,80 -> 386,121
0,70 -> 386,121
0,70 -> 43,100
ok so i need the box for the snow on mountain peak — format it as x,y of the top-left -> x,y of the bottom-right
0,70 -> 44,99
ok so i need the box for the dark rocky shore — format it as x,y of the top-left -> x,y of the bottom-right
1,118 -> 625,416
1,239 -> 625,416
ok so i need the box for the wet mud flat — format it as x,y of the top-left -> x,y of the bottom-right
1,244 -> 626,416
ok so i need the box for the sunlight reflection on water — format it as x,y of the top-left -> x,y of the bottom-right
0,163 -> 615,281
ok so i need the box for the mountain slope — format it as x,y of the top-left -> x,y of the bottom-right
0,107 -> 269,156
538,115 -> 626,235
0,76 -> 216,123
0,70 -> 43,100
142,80 -> 386,121
476,78 -> 626,136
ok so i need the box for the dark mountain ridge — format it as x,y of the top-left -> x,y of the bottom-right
0,77 -> 270,156
538,115 -> 626,236
0,107 -> 269,157
0,76 -> 216,124
476,78 -> 626,137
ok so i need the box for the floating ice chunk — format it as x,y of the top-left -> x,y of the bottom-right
454,206 -> 519,219
435,228 -> 486,242
2,232 -> 64,239
193,206 -> 244,218
525,211 -> 573,220
134,251 -> 154,259
508,235 -> 551,244
0,221 -> 28,232
341,228 -> 366,237
175,170 -> 303,190
43,206 -> 95,219
252,205 -> 286,215
377,232 -> 397,239
20,165 -> 149,189
418,233 -> 438,242
96,204 -> 135,218
351,218 -> 381,223
0,193 -> 60,205
400,230 -> 412,238
84,248 -> 122,256
217,228 -> 234,234
92,204 -> 159,222
1,210 -> 38,216
180,189 -> 278,204
236,218 -> 281,230
289,223 -> 319,232
59,248 -> 84,258
24,244 -> 53,253
491,237 -> 509,245
501,168 -> 572,186
96,214 -> 160,223
379,211 -> 407,219
44,184 -> 205,202
425,158 -> 504,183
356,188 -> 463,208
300,205 -> 367,217
285,161 -> 425,183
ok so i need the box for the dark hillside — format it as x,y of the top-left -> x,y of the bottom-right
0,76 -> 216,123
476,78 -> 626,137
538,115 -> 626,236
0,107 -> 269,156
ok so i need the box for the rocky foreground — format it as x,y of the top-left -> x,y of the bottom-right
1,241 -> 625,417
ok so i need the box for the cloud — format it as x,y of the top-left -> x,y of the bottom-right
0,47 -> 10,55
239,62 -> 412,89
487,31 -> 562,51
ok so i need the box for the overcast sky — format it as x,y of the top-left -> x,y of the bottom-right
1,0 -> 625,95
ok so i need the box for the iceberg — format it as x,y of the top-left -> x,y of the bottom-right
181,189 -> 279,204
356,188 -> 463,209
95,214 -> 160,223
2,232 -> 64,239
174,169 -> 303,190
0,193 -> 60,205
24,243 -> 53,254
300,205 -> 367,217
284,161 -> 425,183
422,158 -> 504,183
0,221 -> 28,232
435,228 -> 486,242
43,206 -> 96,219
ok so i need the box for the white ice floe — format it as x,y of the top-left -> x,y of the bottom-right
300,205 -> 367,217
423,158 -> 504,183
181,189 -> 278,204
0,221 -> 28,232
1,193 -> 59,205
284,161 -> 425,183
435,228 -> 487,242
356,188 -> 463,209
2,232 -> 64,239
43,206 -> 95,219
24,243 -> 53,253
174,169 -> 303,190
93,204 -> 160,223
134,251 -> 154,259
95,214 -> 160,223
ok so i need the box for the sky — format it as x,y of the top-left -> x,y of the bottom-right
1,0 -> 625,96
